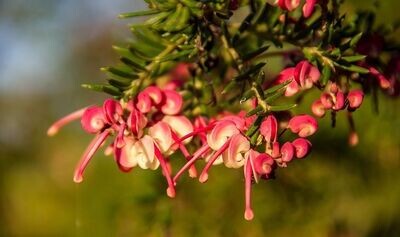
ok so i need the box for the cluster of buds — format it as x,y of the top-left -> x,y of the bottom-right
275,60 -> 320,96
311,82 -> 365,118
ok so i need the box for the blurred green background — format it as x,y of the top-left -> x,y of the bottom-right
0,0 -> 399,236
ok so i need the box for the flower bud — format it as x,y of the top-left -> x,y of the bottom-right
347,89 -> 364,110
280,142 -> 295,163
253,153 -> 275,175
260,115 -> 278,143
136,92 -> 153,113
288,115 -> 318,137
160,90 -> 183,115
292,138 -> 312,159
311,99 -> 326,117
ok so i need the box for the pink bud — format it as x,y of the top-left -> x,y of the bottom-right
292,138 -> 312,159
136,92 -> 153,113
277,0 -> 301,11
311,99 -> 326,117
271,141 -> 280,158
280,142 -> 295,162
260,115 -> 278,143
347,89 -> 364,110
142,86 -> 163,105
81,106 -> 106,134
320,93 -> 334,109
302,0 -> 317,18
295,60 -> 320,89
275,67 -> 299,97
253,153 -> 275,175
369,66 -> 391,89
348,131 -> 359,147
160,90 -> 183,115
288,115 -> 318,137
332,91 -> 345,111
103,99 -> 123,124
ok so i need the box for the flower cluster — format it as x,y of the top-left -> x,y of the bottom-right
48,86 -> 195,198
49,79 -> 319,220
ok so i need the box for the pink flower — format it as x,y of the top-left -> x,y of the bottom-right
347,90 -> 364,110
280,142 -> 295,163
275,67 -> 299,96
311,99 -> 326,117
160,90 -> 183,115
288,114 -> 318,137
47,107 -> 87,136
277,0 -> 301,11
294,60 -> 320,89
273,61 -> 320,97
81,106 -> 107,134
302,0 -> 317,18
292,138 -> 312,158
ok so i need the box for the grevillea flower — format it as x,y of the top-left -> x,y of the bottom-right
294,60 -> 321,89
274,61 -> 320,97
347,90 -> 364,110
288,114 -> 318,137
292,138 -> 312,158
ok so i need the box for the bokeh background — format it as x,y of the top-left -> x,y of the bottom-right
0,0 -> 399,236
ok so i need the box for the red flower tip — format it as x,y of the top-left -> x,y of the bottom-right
288,114 -> 318,137
260,115 -> 278,143
347,90 -> 364,110
103,99 -> 123,124
244,209 -> 254,221
81,106 -> 107,134
160,90 -> 183,115
311,99 -> 326,117
348,131 -> 359,147
199,173 -> 209,183
320,93 -> 333,109
292,138 -> 312,158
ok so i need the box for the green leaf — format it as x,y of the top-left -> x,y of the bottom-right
241,45 -> 270,61
120,57 -> 147,71
350,32 -> 363,47
334,63 -> 369,74
264,79 -> 292,95
234,63 -> 266,81
246,105 -> 264,116
118,9 -> 160,18
320,65 -> 332,86
265,89 -> 285,103
81,84 -> 121,96
342,55 -> 366,63
269,104 -> 297,111
101,67 -> 138,79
